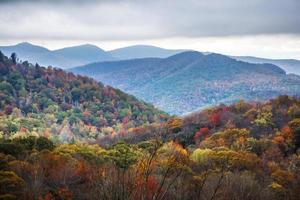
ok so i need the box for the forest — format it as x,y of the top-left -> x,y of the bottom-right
0,51 -> 168,143
0,52 -> 300,200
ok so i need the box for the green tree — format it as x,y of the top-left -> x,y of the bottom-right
10,53 -> 17,65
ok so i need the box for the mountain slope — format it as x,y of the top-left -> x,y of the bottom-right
233,56 -> 300,75
109,45 -> 187,60
0,51 -> 168,142
0,42 -> 114,69
71,51 -> 300,115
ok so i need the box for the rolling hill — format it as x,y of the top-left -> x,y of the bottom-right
71,51 -> 300,115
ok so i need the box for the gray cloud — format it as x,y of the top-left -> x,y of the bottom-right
0,0 -> 299,41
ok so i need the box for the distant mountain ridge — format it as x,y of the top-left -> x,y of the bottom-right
232,56 -> 300,75
0,43 -> 187,69
109,45 -> 187,60
1,42 -> 299,75
0,42 -> 114,69
71,51 -> 300,115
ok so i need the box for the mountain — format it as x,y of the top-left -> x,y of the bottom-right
0,51 -> 168,143
3,42 -> 299,76
0,42 -> 50,60
71,51 -> 300,115
0,42 -> 114,69
233,56 -> 300,75
109,45 -> 187,60
50,44 -> 114,66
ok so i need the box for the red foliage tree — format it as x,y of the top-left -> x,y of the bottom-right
209,113 -> 221,127
194,127 -> 210,142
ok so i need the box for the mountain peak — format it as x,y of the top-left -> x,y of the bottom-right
54,44 -> 104,52
169,50 -> 203,57
121,44 -> 167,50
15,42 -> 49,51
109,45 -> 187,60
77,43 -> 101,49
165,51 -> 204,60
16,42 -> 33,46
1,42 -> 50,54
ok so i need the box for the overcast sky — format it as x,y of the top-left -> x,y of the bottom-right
0,0 -> 299,59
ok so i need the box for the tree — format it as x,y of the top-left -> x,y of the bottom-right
201,128 -> 250,150
166,118 -> 183,133
191,148 -> 261,200
152,142 -> 189,200
36,137 -> 55,151
108,143 -> 138,200
253,105 -> 274,128
0,170 -> 25,199
209,113 -> 221,128
0,63 -> 9,75
194,127 -> 210,143
288,118 -> 300,151
0,142 -> 25,158
0,81 -> 14,96
0,51 -> 5,62
294,127 -> 300,151
71,88 -> 81,104
10,53 -> 17,65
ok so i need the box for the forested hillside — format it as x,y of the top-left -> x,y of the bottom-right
0,95 -> 299,199
0,50 -> 300,200
1,0 -> 299,199
0,51 -> 168,143
72,51 -> 300,115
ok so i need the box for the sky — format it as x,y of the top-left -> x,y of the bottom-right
0,0 -> 300,59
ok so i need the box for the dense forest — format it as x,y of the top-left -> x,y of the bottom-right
0,51 -> 168,143
0,53 -> 300,200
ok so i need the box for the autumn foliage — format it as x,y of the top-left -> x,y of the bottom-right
0,53 -> 300,199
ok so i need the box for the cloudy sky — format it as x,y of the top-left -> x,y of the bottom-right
0,0 -> 299,59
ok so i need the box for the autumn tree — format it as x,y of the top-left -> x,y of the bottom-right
0,170 -> 25,199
